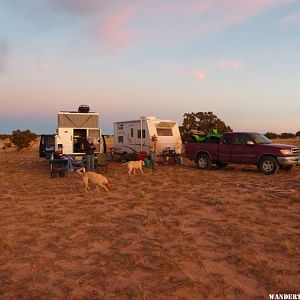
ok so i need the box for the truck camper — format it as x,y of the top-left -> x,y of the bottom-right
114,116 -> 182,157
55,105 -> 104,156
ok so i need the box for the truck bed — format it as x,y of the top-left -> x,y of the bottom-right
185,142 -> 219,162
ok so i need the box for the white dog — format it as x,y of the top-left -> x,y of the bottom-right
122,160 -> 145,175
77,168 -> 111,192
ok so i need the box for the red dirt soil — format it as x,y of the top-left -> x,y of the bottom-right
0,139 -> 299,299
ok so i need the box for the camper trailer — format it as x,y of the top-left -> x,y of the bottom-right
55,105 -> 103,156
114,116 -> 182,156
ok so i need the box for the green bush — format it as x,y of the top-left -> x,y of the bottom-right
10,130 -> 37,151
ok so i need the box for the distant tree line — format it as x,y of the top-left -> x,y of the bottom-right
265,131 -> 300,139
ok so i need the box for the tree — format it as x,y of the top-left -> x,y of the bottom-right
265,132 -> 279,139
181,112 -> 232,141
296,131 -> 300,137
279,132 -> 295,139
10,129 -> 37,151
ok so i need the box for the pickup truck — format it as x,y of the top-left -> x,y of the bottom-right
185,132 -> 300,174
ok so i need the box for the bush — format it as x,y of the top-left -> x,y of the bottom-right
296,131 -> 300,137
10,130 -> 37,151
265,132 -> 279,139
279,132 -> 296,139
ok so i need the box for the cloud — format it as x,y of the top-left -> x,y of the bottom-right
44,0 -> 297,52
97,4 -> 140,53
218,59 -> 243,70
103,0 -> 296,51
190,70 -> 206,81
279,12 -> 300,25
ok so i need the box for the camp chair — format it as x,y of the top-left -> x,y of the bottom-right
96,153 -> 109,173
66,156 -> 85,177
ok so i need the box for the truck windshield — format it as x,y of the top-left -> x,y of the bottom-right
251,134 -> 272,144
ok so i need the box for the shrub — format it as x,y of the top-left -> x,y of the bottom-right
10,130 -> 37,151
264,132 -> 279,139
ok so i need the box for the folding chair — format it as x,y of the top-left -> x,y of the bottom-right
66,156 -> 85,177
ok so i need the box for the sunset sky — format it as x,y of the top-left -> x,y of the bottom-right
0,0 -> 299,134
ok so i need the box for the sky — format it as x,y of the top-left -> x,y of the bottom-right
0,0 -> 299,135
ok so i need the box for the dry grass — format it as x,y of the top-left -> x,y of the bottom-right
0,138 -> 299,299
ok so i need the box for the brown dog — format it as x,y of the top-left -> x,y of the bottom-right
122,160 -> 145,175
77,168 -> 111,192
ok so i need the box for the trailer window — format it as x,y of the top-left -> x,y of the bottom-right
117,124 -> 124,130
131,128 -> 134,138
118,136 -> 124,143
157,128 -> 173,136
137,130 -> 145,139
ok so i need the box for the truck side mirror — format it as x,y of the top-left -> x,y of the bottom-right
247,140 -> 255,145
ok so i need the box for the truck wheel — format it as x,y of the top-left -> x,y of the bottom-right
259,156 -> 279,175
216,161 -> 228,168
196,154 -> 211,169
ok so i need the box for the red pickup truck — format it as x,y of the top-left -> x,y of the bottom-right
185,132 -> 300,174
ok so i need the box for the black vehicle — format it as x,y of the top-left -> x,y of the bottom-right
39,134 -> 55,159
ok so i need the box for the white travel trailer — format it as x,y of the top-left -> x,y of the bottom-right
114,116 -> 182,155
55,106 -> 103,156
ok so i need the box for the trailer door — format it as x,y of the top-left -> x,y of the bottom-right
88,129 -> 101,153
57,129 -> 73,154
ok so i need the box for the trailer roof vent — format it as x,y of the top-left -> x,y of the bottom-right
78,105 -> 90,113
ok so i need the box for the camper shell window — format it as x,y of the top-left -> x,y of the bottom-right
137,130 -> 146,139
118,136 -> 124,143
156,121 -> 175,136
157,128 -> 173,136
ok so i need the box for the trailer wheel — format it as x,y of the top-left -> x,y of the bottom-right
196,154 -> 211,169
259,156 -> 279,175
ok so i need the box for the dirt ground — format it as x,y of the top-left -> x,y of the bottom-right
0,138 -> 299,299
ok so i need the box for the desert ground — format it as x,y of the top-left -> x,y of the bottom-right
0,138 -> 299,299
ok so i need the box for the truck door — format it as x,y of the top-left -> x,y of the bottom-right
88,129 -> 101,153
231,133 -> 257,163
219,133 -> 233,162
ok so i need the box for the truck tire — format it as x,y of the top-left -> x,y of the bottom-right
196,154 -> 211,169
259,156 -> 279,175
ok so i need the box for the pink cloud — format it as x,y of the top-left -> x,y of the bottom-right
190,70 -> 206,81
99,4 -> 140,53
218,59 -> 243,70
89,0 -> 296,53
279,12 -> 300,25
